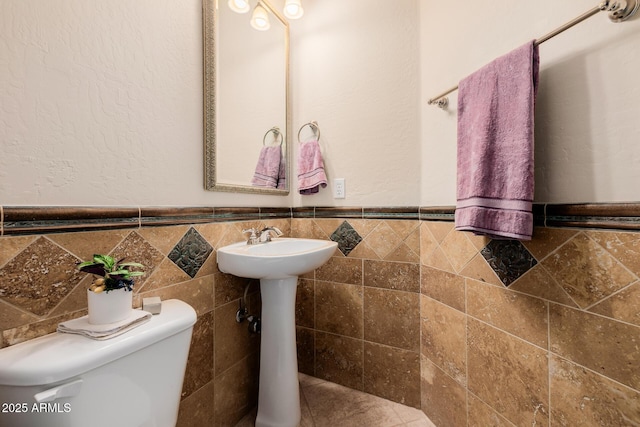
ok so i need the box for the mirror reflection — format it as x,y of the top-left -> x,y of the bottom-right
204,0 -> 290,194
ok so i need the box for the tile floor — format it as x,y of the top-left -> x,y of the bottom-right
236,373 -> 436,427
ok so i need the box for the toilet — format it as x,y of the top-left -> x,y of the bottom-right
0,299 -> 197,427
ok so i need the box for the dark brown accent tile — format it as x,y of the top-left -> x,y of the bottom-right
364,288 -> 419,351
420,295 -> 466,385
481,240 -> 537,286
296,327 -> 315,376
550,355 -> 640,426
509,265 -> 578,307
259,207 -> 291,219
541,233 -> 635,308
315,332 -> 363,391
176,380 -> 215,427
182,311 -> 214,400
421,356 -> 467,427
550,304 -> 640,391
364,342 -> 420,408
213,352 -> 259,427
315,256 -> 362,285
213,207 -> 260,222
467,279 -> 548,348
364,260 -> 420,293
589,281 -> 640,327
546,203 -> 640,218
296,278 -> 314,329
214,300 -> 259,377
0,236 -> 84,316
419,207 -> 455,222
467,318 -> 549,426
315,281 -> 363,339
314,207 -> 363,218
420,266 -> 465,312
3,206 -> 140,235
291,207 -> 315,218
468,394 -> 513,427
140,207 -> 215,226
168,228 -> 214,278
363,207 -> 419,220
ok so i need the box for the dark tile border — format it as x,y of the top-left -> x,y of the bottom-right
2,203 -> 640,236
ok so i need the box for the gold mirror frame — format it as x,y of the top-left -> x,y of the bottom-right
203,0 -> 291,194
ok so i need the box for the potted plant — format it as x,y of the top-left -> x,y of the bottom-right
77,254 -> 145,325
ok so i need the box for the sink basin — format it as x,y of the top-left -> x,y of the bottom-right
216,237 -> 338,427
217,238 -> 338,280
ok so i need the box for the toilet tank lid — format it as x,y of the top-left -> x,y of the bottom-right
0,299 -> 197,387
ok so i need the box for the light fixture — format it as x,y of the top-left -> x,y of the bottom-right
283,0 -> 304,19
250,3 -> 271,31
228,0 -> 250,14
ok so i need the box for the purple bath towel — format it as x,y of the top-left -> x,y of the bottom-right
251,145 -> 286,189
455,40 -> 539,240
298,139 -> 327,195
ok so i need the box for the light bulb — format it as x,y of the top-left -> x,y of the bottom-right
283,0 -> 304,19
228,0 -> 250,14
251,3 -> 270,31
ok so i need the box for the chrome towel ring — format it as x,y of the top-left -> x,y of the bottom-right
297,121 -> 320,143
263,126 -> 283,146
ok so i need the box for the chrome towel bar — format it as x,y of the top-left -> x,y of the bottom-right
427,0 -> 639,109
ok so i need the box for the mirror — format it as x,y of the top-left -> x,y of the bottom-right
203,0 -> 290,194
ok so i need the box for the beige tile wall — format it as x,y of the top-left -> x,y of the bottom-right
2,215 -> 640,426
0,219 -> 289,426
292,217 -> 422,408
420,221 -> 640,427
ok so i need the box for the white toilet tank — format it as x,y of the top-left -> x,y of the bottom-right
0,299 -> 197,427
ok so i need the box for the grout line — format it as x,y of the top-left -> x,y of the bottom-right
544,203 -> 548,228
0,205 -> 3,236
137,206 -> 142,228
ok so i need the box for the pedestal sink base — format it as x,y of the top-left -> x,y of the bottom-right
255,277 -> 301,427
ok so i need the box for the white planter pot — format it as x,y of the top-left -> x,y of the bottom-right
87,288 -> 134,325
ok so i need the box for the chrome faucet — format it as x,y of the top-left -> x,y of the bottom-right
259,226 -> 283,242
242,226 -> 283,245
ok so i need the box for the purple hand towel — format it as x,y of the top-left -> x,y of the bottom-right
251,145 -> 285,189
297,139 -> 327,195
455,40 -> 539,240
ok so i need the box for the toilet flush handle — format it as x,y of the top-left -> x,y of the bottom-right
34,379 -> 83,403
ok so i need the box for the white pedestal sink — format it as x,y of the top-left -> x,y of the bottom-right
217,238 -> 338,427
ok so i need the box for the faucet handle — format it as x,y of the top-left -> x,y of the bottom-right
242,228 -> 259,244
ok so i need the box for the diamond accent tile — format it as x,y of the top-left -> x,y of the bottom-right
330,221 -> 362,256
169,228 -> 214,278
481,240 -> 537,286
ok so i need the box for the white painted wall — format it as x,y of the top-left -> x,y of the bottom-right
290,0 -> 421,207
421,0 -> 640,204
0,0 -> 289,206
2,0 -> 638,207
